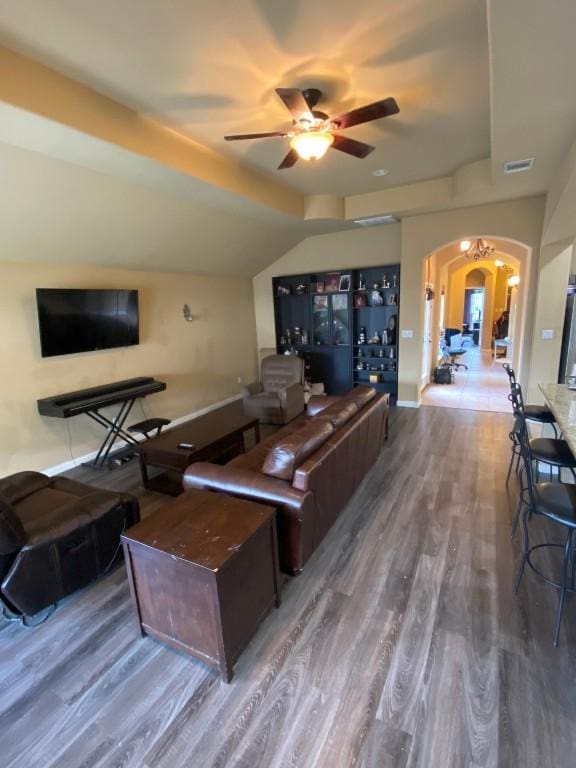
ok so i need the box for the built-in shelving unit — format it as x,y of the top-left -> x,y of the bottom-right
272,264 -> 400,398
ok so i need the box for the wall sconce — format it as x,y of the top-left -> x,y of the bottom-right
507,275 -> 520,287
182,304 -> 193,322
494,259 -> 504,267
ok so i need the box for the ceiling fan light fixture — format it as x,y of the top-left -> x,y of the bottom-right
290,130 -> 334,161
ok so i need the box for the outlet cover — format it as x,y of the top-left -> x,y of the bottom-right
401,330 -> 414,338
541,329 -> 554,340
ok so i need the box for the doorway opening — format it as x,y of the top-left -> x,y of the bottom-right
420,237 -> 528,412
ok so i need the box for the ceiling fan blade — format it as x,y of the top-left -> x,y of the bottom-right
332,97 -> 399,130
278,149 -> 299,170
275,88 -> 314,123
330,135 -> 375,159
224,131 -> 288,141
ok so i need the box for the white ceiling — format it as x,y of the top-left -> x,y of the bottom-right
0,0 -> 491,196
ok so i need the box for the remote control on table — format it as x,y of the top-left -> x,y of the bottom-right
177,442 -> 195,450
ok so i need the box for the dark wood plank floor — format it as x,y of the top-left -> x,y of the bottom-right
1,405 -> 575,767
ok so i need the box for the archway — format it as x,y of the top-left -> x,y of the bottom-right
419,236 -> 527,412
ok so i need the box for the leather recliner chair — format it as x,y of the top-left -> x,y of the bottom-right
0,471 -> 139,618
243,354 -> 305,425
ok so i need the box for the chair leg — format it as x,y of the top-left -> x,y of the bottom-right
514,506 -> 530,594
553,530 -> 573,647
511,493 -> 524,539
506,445 -> 517,485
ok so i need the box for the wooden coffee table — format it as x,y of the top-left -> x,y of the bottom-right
138,400 -> 260,495
122,489 -> 280,682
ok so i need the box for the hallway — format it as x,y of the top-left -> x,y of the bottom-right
422,345 -> 510,413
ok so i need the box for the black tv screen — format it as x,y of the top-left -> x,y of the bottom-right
36,289 -> 139,357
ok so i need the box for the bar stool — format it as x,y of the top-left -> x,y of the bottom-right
504,371 -> 559,486
513,411 -> 576,646
503,364 -> 558,436
509,384 -> 576,537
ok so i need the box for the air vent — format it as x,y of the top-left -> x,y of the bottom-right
353,214 -> 397,227
503,157 -> 534,174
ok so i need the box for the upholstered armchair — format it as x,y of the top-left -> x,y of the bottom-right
0,471 -> 139,619
243,354 -> 305,424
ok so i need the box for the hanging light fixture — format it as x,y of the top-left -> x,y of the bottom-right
460,238 -> 496,261
290,130 -> 334,161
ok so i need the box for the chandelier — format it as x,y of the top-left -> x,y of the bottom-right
460,238 -> 495,261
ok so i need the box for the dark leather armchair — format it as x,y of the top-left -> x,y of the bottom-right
0,471 -> 139,618
243,354 -> 305,425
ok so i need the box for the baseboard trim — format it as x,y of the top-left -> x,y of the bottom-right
43,393 -> 243,477
396,400 -> 420,408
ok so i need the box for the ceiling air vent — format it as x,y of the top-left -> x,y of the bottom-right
503,157 -> 534,174
353,214 -> 397,227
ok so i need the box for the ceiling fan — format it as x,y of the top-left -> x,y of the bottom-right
224,87 -> 400,170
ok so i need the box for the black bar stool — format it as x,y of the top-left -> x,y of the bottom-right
509,384 -> 576,536
513,410 -> 576,646
503,364 -> 558,436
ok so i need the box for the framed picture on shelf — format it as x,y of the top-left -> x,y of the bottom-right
354,292 -> 368,308
313,294 -> 328,311
313,280 -> 325,294
339,274 -> 351,292
325,274 -> 340,293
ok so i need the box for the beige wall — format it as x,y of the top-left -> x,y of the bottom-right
0,262 -> 258,475
526,242 -> 573,402
253,224 -> 402,351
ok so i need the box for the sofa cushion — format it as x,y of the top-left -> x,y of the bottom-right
314,400 -> 358,430
345,385 -> 376,410
262,420 -> 334,481
0,495 -> 26,555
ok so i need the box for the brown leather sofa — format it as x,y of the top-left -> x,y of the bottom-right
242,354 -> 305,425
0,471 -> 139,618
184,386 -> 388,574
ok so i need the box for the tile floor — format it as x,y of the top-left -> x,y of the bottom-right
422,344 -> 510,413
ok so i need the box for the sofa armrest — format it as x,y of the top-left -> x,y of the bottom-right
279,382 -> 304,411
183,463 -> 307,514
306,395 -> 341,416
242,381 -> 263,398
0,497 -> 26,555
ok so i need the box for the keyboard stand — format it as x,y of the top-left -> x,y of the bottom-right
84,398 -> 140,469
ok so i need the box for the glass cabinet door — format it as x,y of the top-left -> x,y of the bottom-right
331,293 -> 350,346
312,295 -> 330,345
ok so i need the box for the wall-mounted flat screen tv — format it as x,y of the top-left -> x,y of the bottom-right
36,289 -> 139,358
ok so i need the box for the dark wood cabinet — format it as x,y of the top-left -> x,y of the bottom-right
122,490 -> 281,682
272,264 -> 400,398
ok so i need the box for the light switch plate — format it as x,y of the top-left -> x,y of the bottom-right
401,330 -> 413,338
541,329 -> 554,340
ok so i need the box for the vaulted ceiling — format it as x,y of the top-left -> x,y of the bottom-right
0,0 -> 575,274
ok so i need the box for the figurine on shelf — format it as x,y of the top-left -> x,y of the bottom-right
358,273 -> 366,290
370,290 -> 384,306
382,329 -> 389,345
388,292 -> 398,306
356,361 -> 364,371
380,363 -> 386,371
358,326 -> 367,345
354,292 -> 368,308
387,314 -> 397,344
369,331 -> 381,345
389,347 -> 395,359
382,273 -> 389,289
372,281 -> 380,290
392,274 -> 398,289
378,348 -> 385,358
296,282 -> 308,295
358,348 -> 363,358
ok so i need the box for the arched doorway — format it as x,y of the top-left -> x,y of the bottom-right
419,236 -> 528,412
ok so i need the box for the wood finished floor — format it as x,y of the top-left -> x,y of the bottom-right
1,405 -> 575,768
